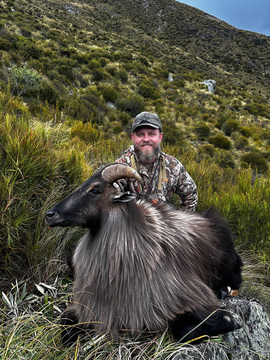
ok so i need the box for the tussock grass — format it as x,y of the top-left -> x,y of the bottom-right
0,279 -> 233,360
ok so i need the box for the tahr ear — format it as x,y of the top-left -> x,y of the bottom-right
112,192 -> 137,203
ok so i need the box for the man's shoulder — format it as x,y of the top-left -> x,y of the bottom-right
115,145 -> 134,163
161,152 -> 183,167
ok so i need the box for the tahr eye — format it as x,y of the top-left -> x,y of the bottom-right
85,184 -> 102,195
89,188 -> 100,195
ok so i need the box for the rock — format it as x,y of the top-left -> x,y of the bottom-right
202,79 -> 216,93
222,297 -> 270,359
172,297 -> 270,359
168,73 -> 174,82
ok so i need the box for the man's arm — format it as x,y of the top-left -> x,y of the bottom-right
174,163 -> 198,211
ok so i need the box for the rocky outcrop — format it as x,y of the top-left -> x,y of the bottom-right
202,79 -> 216,93
173,297 -> 270,359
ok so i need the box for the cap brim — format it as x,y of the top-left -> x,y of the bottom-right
132,123 -> 160,131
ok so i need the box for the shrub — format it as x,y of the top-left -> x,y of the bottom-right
198,144 -> 216,157
261,129 -> 270,143
137,55 -> 149,67
98,84 -> 118,103
116,94 -> 145,117
175,79 -> 185,88
116,69 -> 128,83
70,121 -> 100,143
133,61 -> 149,75
65,95 -> 98,123
58,65 -> 75,81
17,38 -> 41,60
92,68 -> 111,82
216,150 -> 236,169
113,50 -> 133,62
209,134 -> 231,150
235,135 -> 249,150
239,126 -> 253,138
194,123 -> 210,140
215,113 -> 231,129
222,120 -> 239,136
99,57 -> 110,67
138,82 -> 161,100
0,38 -> 10,51
162,122 -> 183,146
8,66 -> 41,97
20,27 -> 32,38
105,64 -> 118,76
88,59 -> 101,69
244,102 -> 269,117
241,152 -> 269,174
112,111 -> 130,127
39,78 -> 59,105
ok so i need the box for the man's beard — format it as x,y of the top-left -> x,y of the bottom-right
134,144 -> 160,164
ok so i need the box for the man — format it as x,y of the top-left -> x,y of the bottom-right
115,112 -> 198,211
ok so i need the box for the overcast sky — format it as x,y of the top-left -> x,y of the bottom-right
178,0 -> 270,36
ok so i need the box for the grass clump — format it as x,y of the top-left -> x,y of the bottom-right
0,113 -> 87,283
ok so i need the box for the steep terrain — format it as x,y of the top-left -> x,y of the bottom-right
0,0 -> 269,171
3,0 -> 270,94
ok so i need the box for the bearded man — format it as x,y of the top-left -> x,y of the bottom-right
115,112 -> 198,211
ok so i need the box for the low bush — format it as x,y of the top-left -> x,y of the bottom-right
39,78 -> 59,105
65,95 -> 98,123
8,65 -> 41,97
244,102 -> 269,117
194,123 -> 211,140
92,67 -> 111,82
209,134 -> 231,150
116,69 -> 129,83
162,121 -> 184,146
98,84 -> 118,103
241,152 -> 269,174
235,135 -> 249,150
239,126 -> 253,138
70,121 -> 100,143
222,120 -> 239,136
138,81 -> 161,100
216,149 -> 236,169
116,94 -> 145,117
198,144 -> 216,157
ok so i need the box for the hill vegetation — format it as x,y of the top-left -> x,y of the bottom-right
0,0 -> 270,357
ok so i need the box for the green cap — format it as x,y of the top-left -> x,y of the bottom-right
132,112 -> 162,132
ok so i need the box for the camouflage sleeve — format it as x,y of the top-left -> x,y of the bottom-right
174,162 -> 198,211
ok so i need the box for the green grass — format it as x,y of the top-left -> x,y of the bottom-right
1,273 -> 269,359
0,279 -> 242,359
0,103 -> 269,359
1,94 -> 269,283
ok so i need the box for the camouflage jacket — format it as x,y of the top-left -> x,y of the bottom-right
115,146 -> 198,211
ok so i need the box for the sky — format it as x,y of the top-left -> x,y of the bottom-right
178,0 -> 270,36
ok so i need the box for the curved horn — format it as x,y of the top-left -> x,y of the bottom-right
102,163 -> 143,184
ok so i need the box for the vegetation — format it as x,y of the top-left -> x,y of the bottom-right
0,0 -> 270,357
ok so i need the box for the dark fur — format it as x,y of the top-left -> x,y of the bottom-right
46,164 -> 242,343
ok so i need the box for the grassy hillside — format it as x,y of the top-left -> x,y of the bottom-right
0,0 -> 270,357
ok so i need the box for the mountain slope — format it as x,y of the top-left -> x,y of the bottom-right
3,0 -> 270,94
0,0 -> 269,174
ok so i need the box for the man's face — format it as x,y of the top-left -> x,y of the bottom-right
131,126 -> 163,164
